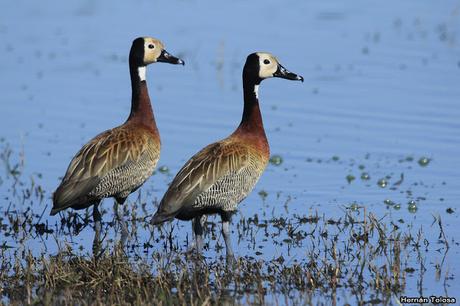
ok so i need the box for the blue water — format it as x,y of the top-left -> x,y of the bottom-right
1,0 -> 460,302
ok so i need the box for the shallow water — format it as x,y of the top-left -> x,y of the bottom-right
1,0 -> 460,303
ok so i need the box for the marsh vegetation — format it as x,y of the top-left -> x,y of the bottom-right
0,143 -> 455,305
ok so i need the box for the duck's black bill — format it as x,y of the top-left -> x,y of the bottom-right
274,64 -> 303,82
158,49 -> 185,65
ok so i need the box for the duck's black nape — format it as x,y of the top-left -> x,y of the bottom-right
129,37 -> 145,67
243,53 -> 262,85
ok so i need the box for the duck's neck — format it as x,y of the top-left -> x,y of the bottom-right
235,78 -> 266,139
127,64 -> 158,132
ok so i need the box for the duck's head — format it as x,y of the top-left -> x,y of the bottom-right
129,37 -> 185,67
243,52 -> 303,84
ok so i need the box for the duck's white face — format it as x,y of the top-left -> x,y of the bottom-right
255,52 -> 304,82
143,37 -> 164,64
256,52 -> 279,79
134,37 -> 184,81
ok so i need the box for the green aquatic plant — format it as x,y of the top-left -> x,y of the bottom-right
158,165 -> 170,174
258,190 -> 268,201
383,199 -> 394,205
269,155 -> 283,166
408,200 -> 418,213
418,157 -> 431,167
349,202 -> 360,211
377,178 -> 388,188
346,174 -> 356,183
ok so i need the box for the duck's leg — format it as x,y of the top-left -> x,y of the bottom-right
114,198 -> 129,245
92,202 -> 102,254
221,212 -> 236,266
193,215 -> 206,253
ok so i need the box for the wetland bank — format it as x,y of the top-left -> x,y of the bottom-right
1,0 -> 460,305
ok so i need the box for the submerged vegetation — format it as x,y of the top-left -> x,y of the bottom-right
0,143 -> 455,305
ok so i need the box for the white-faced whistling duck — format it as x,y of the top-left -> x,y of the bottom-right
51,37 -> 184,250
151,52 -> 302,264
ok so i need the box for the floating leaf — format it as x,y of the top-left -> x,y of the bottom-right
269,155 -> 283,166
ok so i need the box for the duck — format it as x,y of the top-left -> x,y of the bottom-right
151,52 -> 302,264
51,37 -> 184,250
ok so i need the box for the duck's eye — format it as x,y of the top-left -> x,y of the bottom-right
148,44 -> 155,49
263,59 -> 270,65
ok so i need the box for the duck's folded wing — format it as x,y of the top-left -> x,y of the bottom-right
52,128 -> 150,213
153,141 -> 250,221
